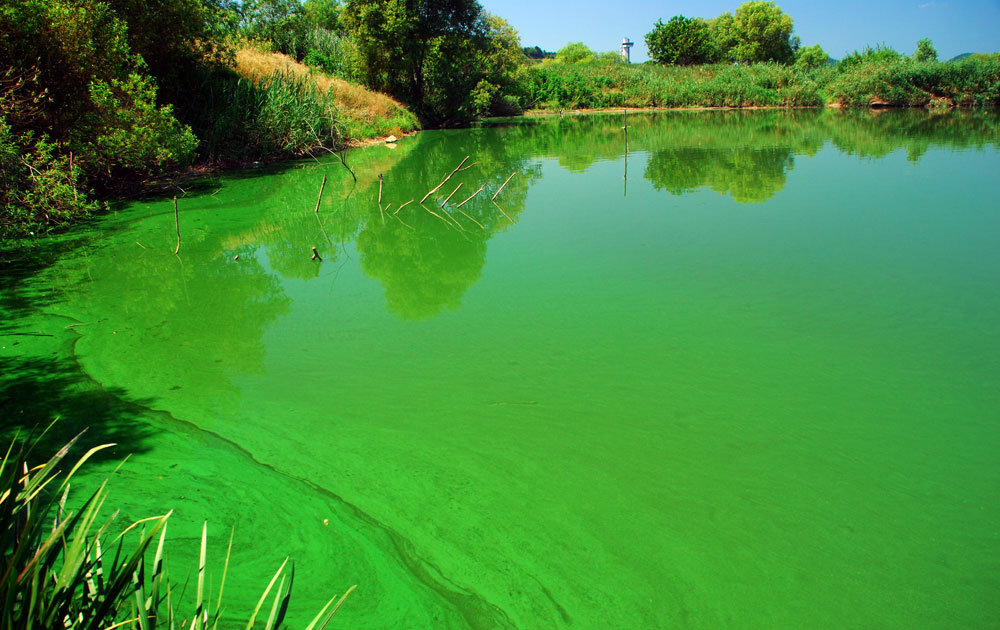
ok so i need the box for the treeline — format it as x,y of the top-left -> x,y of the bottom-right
2,0 -> 999,240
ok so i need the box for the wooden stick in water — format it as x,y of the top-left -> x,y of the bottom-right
458,161 -> 479,172
378,202 -> 385,225
456,184 -> 485,209
394,199 -> 413,215
420,156 -> 470,203
377,174 -> 383,204
441,183 -> 463,207
314,174 -> 327,213
492,172 -> 517,201
173,196 -> 181,254
457,208 -> 485,230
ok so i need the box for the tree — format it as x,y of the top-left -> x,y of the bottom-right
645,15 -> 716,65
795,43 -> 828,69
556,42 -> 596,64
711,1 -> 798,64
344,0 -> 488,124
915,38 -> 938,62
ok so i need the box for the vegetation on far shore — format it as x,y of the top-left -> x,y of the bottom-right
2,0 -> 998,240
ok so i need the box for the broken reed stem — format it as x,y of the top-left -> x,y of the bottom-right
441,183 -> 463,207
457,208 -> 485,230
393,199 -> 413,215
314,174 -> 327,213
173,196 -> 181,255
492,200 -> 514,223
491,172 -> 517,201
455,184 -> 485,209
377,174 -> 383,204
420,155 -> 469,203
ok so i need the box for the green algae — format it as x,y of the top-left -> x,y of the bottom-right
2,109 -> 999,628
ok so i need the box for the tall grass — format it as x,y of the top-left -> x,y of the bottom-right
234,48 -> 419,142
825,55 -> 1000,107
521,61 -> 827,110
0,427 -> 352,629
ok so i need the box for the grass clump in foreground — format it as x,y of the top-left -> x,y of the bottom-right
0,427 -> 352,629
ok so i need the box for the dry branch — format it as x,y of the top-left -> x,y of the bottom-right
456,184 -> 486,209
394,199 -> 413,215
314,174 -> 327,213
420,155 -> 469,203
441,183 -> 463,207
492,172 -> 517,201
173,196 -> 181,255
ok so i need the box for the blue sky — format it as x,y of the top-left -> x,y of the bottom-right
479,0 -> 1000,62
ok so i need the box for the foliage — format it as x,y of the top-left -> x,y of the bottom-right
0,429 -> 352,629
915,38 -> 938,63
556,42 -> 597,65
522,60 -> 824,110
795,44 -> 829,70
343,0 -> 523,125
0,120 -> 100,239
645,16 -> 716,66
710,1 -> 798,64
825,54 -> 1000,107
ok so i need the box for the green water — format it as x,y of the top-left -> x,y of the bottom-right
2,110 -> 999,628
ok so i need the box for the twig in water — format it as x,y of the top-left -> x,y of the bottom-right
378,203 -> 386,225
377,173 -> 383,204
311,246 -> 322,261
457,161 -> 479,172
441,183 -> 463,207
135,241 -> 146,249
173,196 -> 181,255
492,172 -> 517,201
336,150 -> 356,181
314,174 -> 327,213
492,200 -> 514,223
456,184 -> 486,209
457,208 -> 485,230
393,199 -> 413,215
421,156 -> 469,203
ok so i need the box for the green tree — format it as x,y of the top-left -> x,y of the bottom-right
344,0 -> 521,125
914,37 -> 938,62
556,41 -> 596,64
711,1 -> 798,64
645,16 -> 716,66
795,43 -> 828,69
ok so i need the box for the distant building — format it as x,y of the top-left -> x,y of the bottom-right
620,37 -> 634,63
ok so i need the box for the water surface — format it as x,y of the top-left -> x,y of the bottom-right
2,109 -> 999,628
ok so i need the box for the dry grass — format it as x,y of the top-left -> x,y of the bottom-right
233,47 -> 418,138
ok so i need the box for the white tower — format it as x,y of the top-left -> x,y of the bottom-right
620,37 -> 634,63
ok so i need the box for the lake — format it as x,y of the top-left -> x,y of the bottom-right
2,109 -> 998,628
